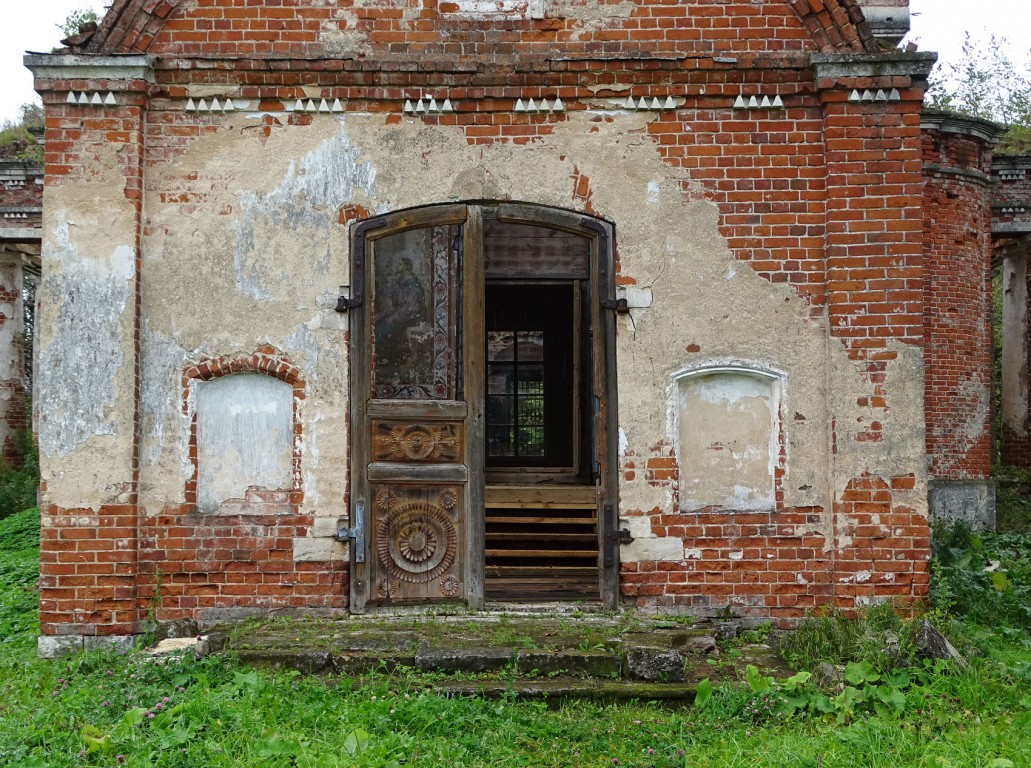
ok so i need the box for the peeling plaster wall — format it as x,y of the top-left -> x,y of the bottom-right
38,147 -> 139,509
1001,253 -> 1028,438
137,108 -> 929,562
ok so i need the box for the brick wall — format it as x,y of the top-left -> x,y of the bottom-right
921,116 -> 1001,482
30,0 -> 941,635
88,0 -> 875,59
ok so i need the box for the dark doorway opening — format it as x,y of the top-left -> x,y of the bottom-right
482,222 -> 599,601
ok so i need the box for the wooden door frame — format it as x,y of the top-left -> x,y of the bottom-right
348,202 -> 619,612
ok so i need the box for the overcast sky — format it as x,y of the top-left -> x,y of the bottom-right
1,0 -> 1029,125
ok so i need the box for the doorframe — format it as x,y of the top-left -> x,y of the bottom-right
347,202 -> 619,611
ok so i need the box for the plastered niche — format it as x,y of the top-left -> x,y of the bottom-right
194,373 -> 293,512
676,368 -> 781,512
0,258 -> 20,383
38,145 -> 140,509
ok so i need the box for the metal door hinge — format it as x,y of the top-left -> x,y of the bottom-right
336,499 -> 366,562
601,297 -> 630,314
603,527 -> 632,568
605,528 -> 633,547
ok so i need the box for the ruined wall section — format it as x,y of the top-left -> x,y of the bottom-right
992,155 -> 1031,471
921,113 -> 1005,529
616,54 -> 934,619
816,58 -> 933,609
0,159 -> 41,463
27,56 -> 152,642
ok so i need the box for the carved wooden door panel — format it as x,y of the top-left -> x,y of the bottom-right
349,206 -> 484,612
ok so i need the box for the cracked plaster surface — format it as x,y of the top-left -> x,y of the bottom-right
41,106 -> 929,542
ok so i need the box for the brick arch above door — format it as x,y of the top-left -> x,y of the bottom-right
76,0 -> 877,57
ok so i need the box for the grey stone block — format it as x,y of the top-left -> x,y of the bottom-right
152,618 -> 201,642
415,647 -> 515,674
38,635 -> 83,658
517,650 -> 620,678
624,646 -> 685,682
84,635 -> 135,654
929,480 -> 996,531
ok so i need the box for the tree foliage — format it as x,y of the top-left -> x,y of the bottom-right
0,105 -> 44,162
59,7 -> 100,40
926,34 -> 1031,154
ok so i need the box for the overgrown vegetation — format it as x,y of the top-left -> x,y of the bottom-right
0,430 -> 39,521
59,7 -> 100,40
1,497 -> 1030,766
925,34 -> 1031,153
0,103 -> 44,162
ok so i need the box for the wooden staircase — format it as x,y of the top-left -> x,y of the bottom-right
483,485 -> 600,601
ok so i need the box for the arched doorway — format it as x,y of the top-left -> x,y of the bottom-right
345,203 -> 619,611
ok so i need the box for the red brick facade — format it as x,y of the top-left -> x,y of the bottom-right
0,158 -> 41,465
922,115 -> 1002,481
29,0 -> 972,639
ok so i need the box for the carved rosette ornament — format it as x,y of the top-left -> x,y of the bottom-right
376,577 -> 400,599
376,502 -> 457,583
439,574 -> 460,597
375,488 -> 397,512
438,489 -> 457,512
373,422 -> 460,462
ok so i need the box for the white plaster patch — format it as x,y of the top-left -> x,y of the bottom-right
646,180 -> 661,205
839,570 -> 872,584
311,517 -> 340,537
293,536 -> 347,562
38,214 -> 132,458
728,550 -> 744,561
620,536 -> 683,563
621,286 -> 653,309
622,515 -> 654,540
196,373 -> 293,512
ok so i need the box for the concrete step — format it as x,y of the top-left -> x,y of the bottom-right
190,611 -> 787,701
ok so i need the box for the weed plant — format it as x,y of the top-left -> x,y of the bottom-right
777,603 -> 910,672
931,523 -> 1031,631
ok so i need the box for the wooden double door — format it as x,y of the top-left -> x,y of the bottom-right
347,203 -> 619,612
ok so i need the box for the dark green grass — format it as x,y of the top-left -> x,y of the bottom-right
1,508 -> 1029,767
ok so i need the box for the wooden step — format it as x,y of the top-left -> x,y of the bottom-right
485,515 -> 596,526
486,565 -> 597,578
486,549 -> 597,558
483,485 -> 600,600
486,532 -> 598,543
485,484 -> 597,509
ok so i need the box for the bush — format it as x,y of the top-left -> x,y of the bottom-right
931,522 -> 1031,631
0,431 -> 38,521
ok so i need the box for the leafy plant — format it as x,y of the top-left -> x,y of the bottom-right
778,603 -> 911,672
926,33 -> 1031,153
